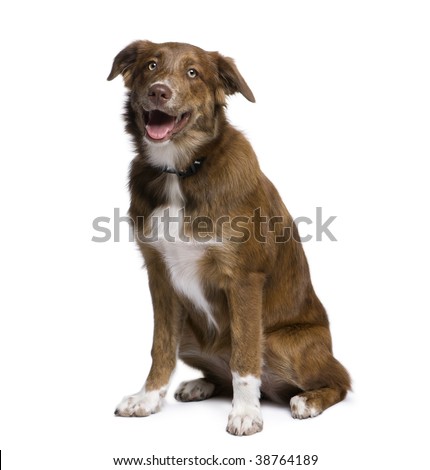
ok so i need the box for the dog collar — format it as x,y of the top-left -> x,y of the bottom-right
162,158 -> 205,178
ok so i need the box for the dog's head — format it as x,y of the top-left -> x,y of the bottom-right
108,40 -> 254,147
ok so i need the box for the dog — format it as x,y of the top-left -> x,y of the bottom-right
108,40 -> 350,436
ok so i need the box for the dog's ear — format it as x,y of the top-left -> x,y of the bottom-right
107,40 -> 152,84
214,53 -> 255,103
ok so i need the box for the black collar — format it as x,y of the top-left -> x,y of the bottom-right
161,158 -> 205,178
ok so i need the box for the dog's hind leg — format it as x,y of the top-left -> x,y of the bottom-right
264,324 -> 351,418
174,378 -> 216,402
177,326 -> 233,398
290,386 -> 346,419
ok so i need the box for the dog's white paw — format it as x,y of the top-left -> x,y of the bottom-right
226,406 -> 263,436
174,378 -> 215,402
290,395 -> 321,419
227,372 -> 263,436
115,387 -> 166,417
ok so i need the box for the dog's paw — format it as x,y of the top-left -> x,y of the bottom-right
114,388 -> 166,417
290,395 -> 322,420
226,407 -> 263,436
174,378 -> 215,402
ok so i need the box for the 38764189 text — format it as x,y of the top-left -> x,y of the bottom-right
254,454 -> 318,466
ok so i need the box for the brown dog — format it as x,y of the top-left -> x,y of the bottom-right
108,40 -> 350,436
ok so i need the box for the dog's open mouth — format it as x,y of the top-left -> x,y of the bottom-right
144,110 -> 191,142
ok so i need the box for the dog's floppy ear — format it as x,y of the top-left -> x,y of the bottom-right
107,40 -> 152,83
214,53 -> 255,103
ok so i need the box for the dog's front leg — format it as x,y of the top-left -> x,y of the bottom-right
115,257 -> 180,417
226,272 -> 264,436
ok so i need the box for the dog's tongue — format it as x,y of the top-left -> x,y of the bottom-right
146,110 -> 176,140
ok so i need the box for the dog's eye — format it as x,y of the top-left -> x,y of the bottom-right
187,69 -> 198,78
148,61 -> 157,71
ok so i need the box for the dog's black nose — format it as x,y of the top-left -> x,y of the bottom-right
148,84 -> 172,106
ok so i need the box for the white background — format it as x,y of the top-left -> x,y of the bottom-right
1,1 -> 429,469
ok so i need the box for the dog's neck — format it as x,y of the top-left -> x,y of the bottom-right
161,158 -> 205,178
144,138 -> 207,178
144,139 -> 184,170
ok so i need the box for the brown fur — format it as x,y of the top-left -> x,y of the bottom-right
108,40 -> 350,434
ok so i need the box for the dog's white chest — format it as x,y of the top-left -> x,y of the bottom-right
148,175 -> 216,327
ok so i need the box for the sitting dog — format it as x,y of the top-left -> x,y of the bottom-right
108,40 -> 350,436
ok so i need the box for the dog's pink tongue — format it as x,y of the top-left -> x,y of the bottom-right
146,110 -> 176,140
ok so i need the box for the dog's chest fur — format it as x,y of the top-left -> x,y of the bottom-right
147,146 -> 217,327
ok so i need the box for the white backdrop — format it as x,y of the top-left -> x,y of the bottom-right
1,1 -> 429,469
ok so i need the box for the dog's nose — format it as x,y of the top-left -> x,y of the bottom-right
148,84 -> 172,106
